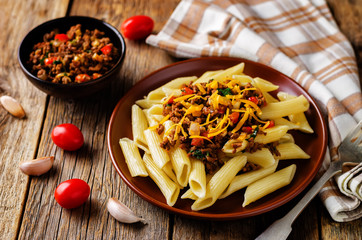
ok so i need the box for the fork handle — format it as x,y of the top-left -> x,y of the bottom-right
255,164 -> 341,240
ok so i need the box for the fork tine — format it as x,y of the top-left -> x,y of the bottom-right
355,133 -> 362,147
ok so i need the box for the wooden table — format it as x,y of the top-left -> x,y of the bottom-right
1,0 -> 361,239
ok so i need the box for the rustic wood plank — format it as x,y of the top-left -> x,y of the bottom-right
0,0 -> 69,239
320,201 -> 362,239
18,0 -> 179,239
327,0 -> 362,82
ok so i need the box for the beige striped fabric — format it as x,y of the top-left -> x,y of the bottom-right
146,0 -> 362,221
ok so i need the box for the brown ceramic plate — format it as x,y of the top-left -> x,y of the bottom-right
107,57 -> 327,220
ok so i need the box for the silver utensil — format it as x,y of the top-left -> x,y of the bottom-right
255,120 -> 362,240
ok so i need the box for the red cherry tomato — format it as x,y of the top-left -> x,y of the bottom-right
229,112 -> 240,124
54,33 -> 69,42
100,44 -> 112,55
54,179 -> 90,209
75,74 -> 91,83
181,87 -> 194,95
44,57 -> 58,65
121,15 -> 154,40
191,138 -> 204,146
51,123 -> 84,151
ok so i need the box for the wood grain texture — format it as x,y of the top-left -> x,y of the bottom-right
18,0 -> 178,239
327,0 -> 362,82
0,0 -> 69,239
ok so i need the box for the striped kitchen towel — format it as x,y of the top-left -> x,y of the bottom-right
146,0 -> 362,221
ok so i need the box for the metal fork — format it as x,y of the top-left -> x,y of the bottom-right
255,120 -> 362,240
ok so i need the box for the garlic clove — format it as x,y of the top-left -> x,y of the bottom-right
0,95 -> 26,118
107,198 -> 146,224
19,156 -> 54,176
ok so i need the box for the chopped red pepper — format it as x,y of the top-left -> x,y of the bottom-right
44,57 -> 58,65
100,44 -> 112,55
54,33 -> 69,42
191,138 -> 204,146
242,126 -> 253,134
181,87 -> 194,95
75,74 -> 91,83
201,131 -> 213,139
167,96 -> 176,105
266,120 -> 275,128
229,112 -> 240,124
217,105 -> 227,114
248,96 -> 259,105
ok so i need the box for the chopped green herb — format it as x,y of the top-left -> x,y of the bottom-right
190,149 -> 204,160
218,87 -> 232,96
39,57 -> 45,65
53,60 -> 62,65
249,126 -> 259,139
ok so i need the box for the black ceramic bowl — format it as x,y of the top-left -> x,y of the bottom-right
18,16 -> 126,98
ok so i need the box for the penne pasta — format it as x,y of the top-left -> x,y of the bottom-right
273,117 -> 301,130
191,156 -> 247,211
209,63 -> 245,83
193,70 -> 224,84
253,77 -> 279,92
119,138 -> 148,177
231,74 -> 253,86
162,161 -> 178,184
242,148 -> 275,168
278,133 -> 295,144
136,99 -> 161,109
146,87 -> 166,101
219,160 -> 278,199
181,188 -> 198,200
275,142 -> 310,160
143,129 -> 170,169
277,92 -> 314,134
243,164 -> 297,207
131,104 -> 149,153
254,125 -> 289,144
170,147 -> 192,187
143,154 -> 180,206
262,91 -> 279,104
260,95 -> 309,120
188,159 -> 207,198
163,76 -> 197,89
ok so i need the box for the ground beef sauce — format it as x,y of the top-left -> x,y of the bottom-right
157,78 -> 280,174
28,24 -> 119,84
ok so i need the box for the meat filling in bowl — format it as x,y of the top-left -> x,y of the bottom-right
28,24 -> 119,84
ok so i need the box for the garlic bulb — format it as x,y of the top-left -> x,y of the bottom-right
19,156 -> 54,176
107,198 -> 146,224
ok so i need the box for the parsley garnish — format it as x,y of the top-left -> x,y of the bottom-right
249,126 -> 259,139
190,149 -> 204,160
218,87 -> 232,96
